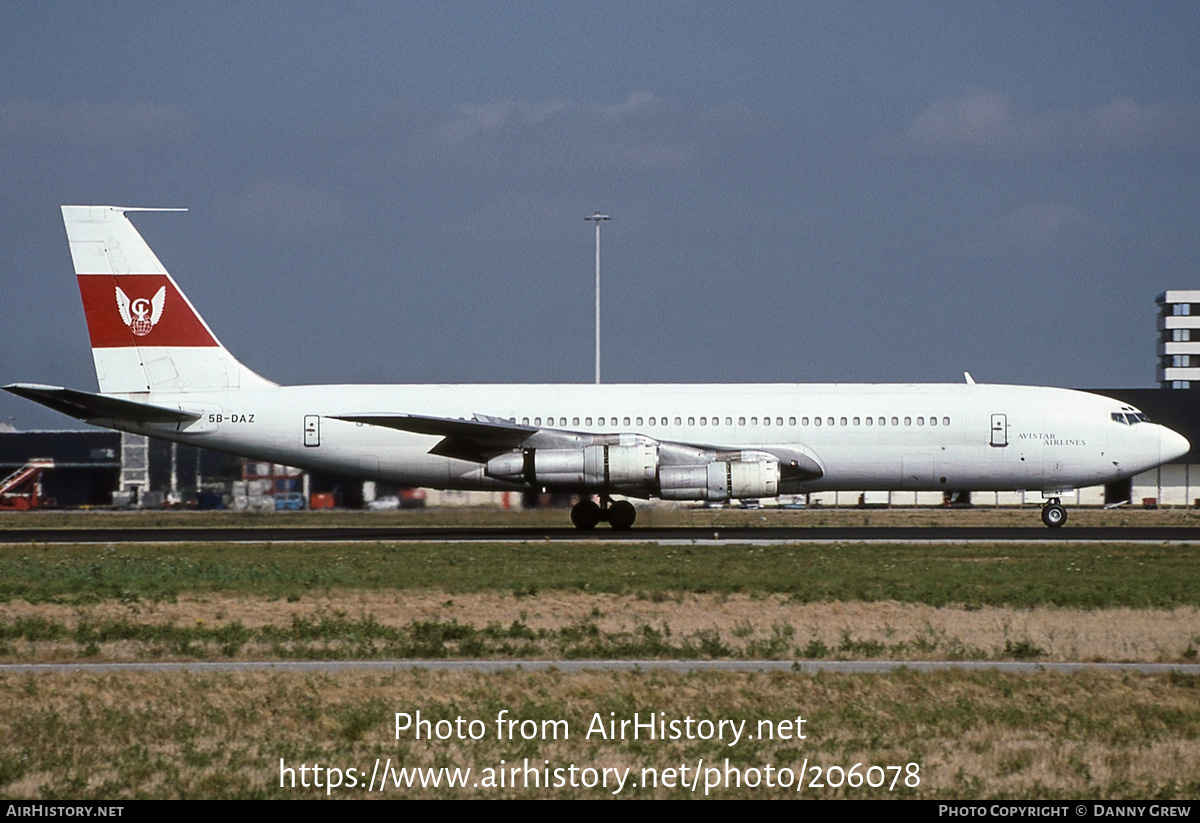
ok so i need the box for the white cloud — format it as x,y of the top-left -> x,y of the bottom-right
903,92 -> 1019,151
597,91 -> 661,120
217,179 -> 348,240
371,91 -> 691,178
438,98 -> 575,144
897,92 -> 1200,156
373,92 -> 754,178
1084,98 -> 1200,149
0,98 -> 192,146
980,203 -> 1085,250
437,91 -> 662,146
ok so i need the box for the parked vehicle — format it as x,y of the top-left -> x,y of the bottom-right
275,491 -> 304,511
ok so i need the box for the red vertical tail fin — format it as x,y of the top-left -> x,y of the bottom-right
63,206 -> 274,395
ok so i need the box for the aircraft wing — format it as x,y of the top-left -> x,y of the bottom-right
331,411 -> 822,479
3,383 -> 201,424
330,413 -> 541,462
332,412 -> 534,442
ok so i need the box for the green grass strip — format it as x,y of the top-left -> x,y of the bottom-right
1,541 -> 1198,608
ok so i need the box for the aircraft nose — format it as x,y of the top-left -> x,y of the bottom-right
1160,426 -> 1191,463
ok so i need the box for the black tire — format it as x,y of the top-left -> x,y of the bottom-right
571,499 -> 602,530
1041,503 -> 1067,528
607,500 -> 637,530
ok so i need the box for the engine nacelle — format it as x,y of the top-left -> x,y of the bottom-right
659,459 -> 780,501
485,443 -> 658,490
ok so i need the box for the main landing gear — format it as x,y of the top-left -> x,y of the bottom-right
1041,498 -> 1068,528
570,495 -> 637,531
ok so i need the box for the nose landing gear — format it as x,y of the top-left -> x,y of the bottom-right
570,496 -> 638,530
1041,498 -> 1068,528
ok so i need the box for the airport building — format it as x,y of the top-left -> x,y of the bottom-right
0,430 -> 120,508
1157,290 -> 1200,388
0,430 -> 368,511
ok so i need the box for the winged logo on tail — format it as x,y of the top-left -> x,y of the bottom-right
115,285 -> 166,336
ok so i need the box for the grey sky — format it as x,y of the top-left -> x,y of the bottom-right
3,2 -> 1199,430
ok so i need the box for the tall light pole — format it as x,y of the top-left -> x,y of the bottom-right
584,211 -> 610,384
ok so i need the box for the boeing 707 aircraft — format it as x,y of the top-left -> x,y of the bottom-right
5,206 -> 1190,528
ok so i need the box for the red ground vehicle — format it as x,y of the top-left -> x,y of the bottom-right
0,458 -> 54,510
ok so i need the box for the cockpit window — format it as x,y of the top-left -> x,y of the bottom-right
1112,410 -> 1152,425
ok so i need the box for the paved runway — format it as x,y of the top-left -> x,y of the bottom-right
2,525 -> 1199,543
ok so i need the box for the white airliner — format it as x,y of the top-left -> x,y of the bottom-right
5,206 -> 1190,529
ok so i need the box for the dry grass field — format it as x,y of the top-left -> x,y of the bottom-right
2,593 -> 1198,664
2,668 -> 1197,799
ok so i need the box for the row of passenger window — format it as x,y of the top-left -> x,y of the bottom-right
518,415 -> 952,429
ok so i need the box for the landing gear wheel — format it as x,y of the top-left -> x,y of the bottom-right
607,500 -> 637,531
571,498 -> 602,530
1041,502 -> 1067,528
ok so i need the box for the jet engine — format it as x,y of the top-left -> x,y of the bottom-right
658,456 -> 780,501
486,439 -> 782,502
486,442 -> 658,490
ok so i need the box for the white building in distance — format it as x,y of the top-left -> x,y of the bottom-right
1157,290 -> 1200,388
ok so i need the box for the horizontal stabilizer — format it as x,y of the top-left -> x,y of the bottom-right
2,383 -> 201,424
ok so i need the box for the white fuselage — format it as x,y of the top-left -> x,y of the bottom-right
119,381 -> 1183,496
